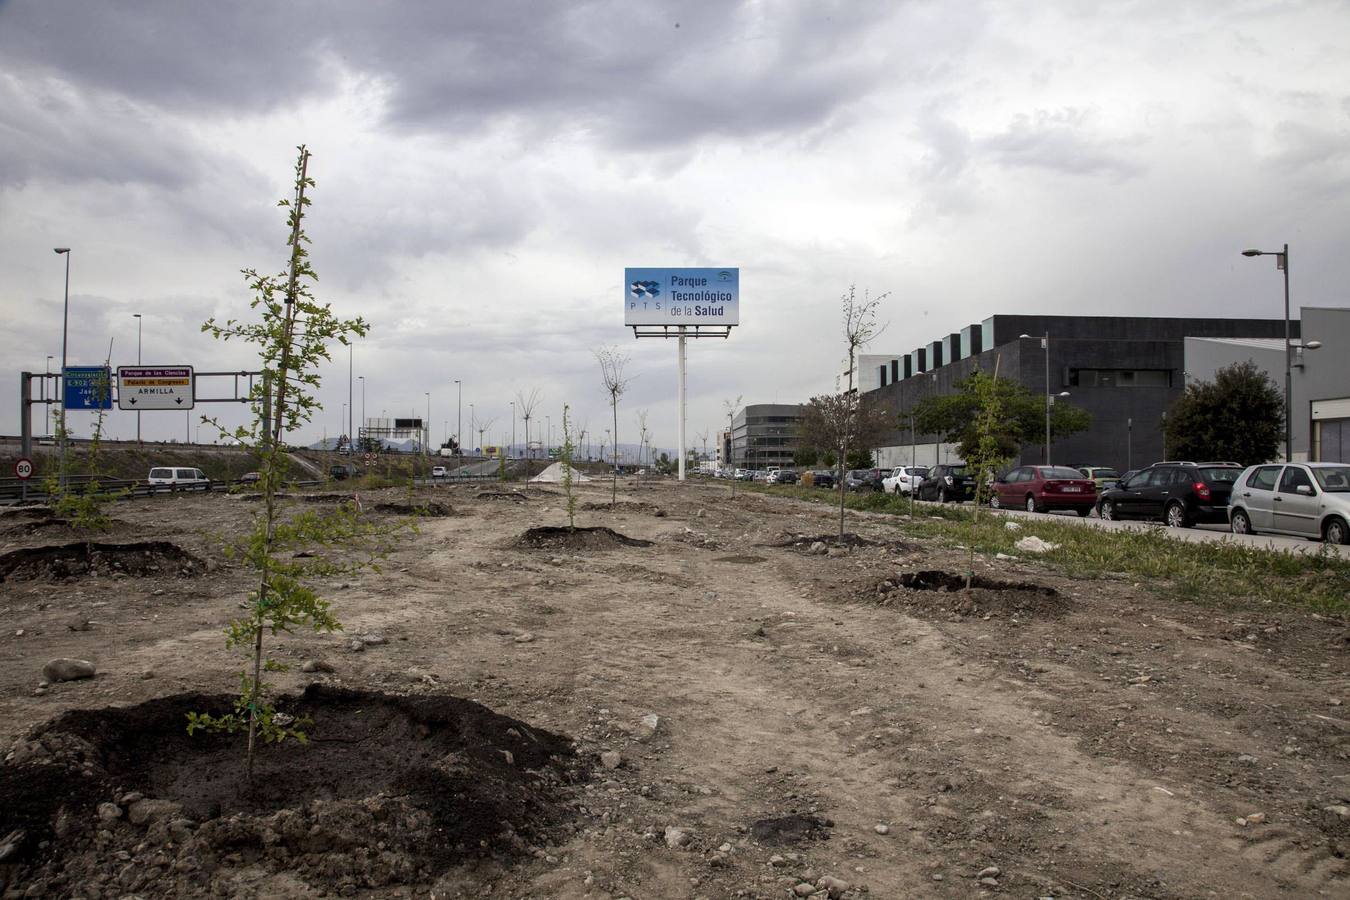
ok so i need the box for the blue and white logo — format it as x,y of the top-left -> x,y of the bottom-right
629,280 -> 661,298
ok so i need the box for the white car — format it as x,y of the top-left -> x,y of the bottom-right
881,466 -> 929,495
147,467 -> 211,490
431,465 -> 448,479
1228,462 -> 1350,543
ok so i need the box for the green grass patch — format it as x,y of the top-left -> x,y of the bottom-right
748,483 -> 1350,615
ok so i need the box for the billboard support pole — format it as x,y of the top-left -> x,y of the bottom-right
677,327 -> 687,481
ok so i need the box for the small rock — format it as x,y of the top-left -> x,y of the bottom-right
273,712 -> 295,728
792,884 -> 817,897
96,803 -> 122,822
708,851 -> 729,868
347,639 -> 365,652
979,876 -> 1000,887
664,826 -> 691,849
1322,804 -> 1349,819
977,866 -> 1001,879
301,659 -> 335,674
637,713 -> 661,741
514,633 -> 535,644
718,842 -> 732,853
360,633 -> 387,646
33,686 -> 47,696
139,670 -> 155,680
817,874 -> 850,897
809,541 -> 827,555
995,553 -> 1019,561
1245,812 -> 1266,825
873,824 -> 889,835
600,751 -> 622,770
42,659 -> 96,682
769,854 -> 788,867
1004,521 -> 1022,531
1013,536 -> 1058,554
127,799 -> 182,826
1237,754 -> 1258,765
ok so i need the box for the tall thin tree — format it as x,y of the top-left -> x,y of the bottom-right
724,395 -> 743,497
515,388 -> 542,487
596,347 -> 631,504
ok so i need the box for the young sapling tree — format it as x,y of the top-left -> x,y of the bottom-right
186,147 -> 394,778
596,347 -> 631,505
560,404 -> 578,528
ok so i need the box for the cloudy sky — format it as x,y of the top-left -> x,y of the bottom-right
3,0 -> 1348,454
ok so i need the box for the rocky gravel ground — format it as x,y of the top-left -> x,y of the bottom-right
1,480 -> 1347,898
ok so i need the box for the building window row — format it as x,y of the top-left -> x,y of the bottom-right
1069,368 -> 1173,388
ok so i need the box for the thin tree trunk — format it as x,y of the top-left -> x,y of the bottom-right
611,402 -> 618,504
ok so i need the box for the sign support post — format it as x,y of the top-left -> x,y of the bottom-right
677,327 -> 687,480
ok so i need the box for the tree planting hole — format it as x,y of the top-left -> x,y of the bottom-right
715,555 -> 767,564
749,813 -> 834,845
514,526 -> 653,551
0,686 -> 584,894
373,501 -> 457,517
894,570 -> 1058,594
0,541 -> 205,582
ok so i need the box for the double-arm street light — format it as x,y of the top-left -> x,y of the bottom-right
1020,333 -> 1069,464
454,379 -> 462,460
45,355 -> 54,436
1240,244 -> 1321,461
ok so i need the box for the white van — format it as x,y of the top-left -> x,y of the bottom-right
147,467 -> 211,490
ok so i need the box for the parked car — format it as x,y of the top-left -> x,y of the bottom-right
808,470 -> 836,489
431,465 -> 448,479
915,463 -> 974,503
1096,462 -> 1243,527
845,468 -> 884,492
147,467 -> 211,490
329,464 -> 359,481
770,469 -> 799,484
882,465 -> 928,495
1076,466 -> 1123,490
238,471 -> 261,484
1228,462 -> 1350,543
992,465 -> 1097,515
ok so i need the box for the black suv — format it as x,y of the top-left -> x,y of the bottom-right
1097,462 -> 1243,527
916,463 -> 975,503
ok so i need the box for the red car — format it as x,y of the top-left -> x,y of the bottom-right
991,465 -> 1098,515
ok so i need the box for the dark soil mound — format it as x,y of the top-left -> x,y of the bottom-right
0,506 -> 55,520
750,813 -> 834,845
514,526 -> 653,551
0,686 -> 584,897
874,569 -> 1067,619
715,555 -> 768,564
373,501 -> 457,517
0,541 -> 205,582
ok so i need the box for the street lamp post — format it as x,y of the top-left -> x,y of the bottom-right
358,376 -> 365,450
54,248 -> 71,485
510,401 -> 516,459
348,343 -> 354,456
1242,244 -> 1296,461
454,379 -> 462,461
133,313 -> 142,443
424,391 -> 430,456
469,404 -> 475,455
45,355 -> 54,437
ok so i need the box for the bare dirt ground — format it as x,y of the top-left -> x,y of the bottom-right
2,479 -> 1348,899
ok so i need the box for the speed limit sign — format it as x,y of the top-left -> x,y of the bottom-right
14,458 -> 34,480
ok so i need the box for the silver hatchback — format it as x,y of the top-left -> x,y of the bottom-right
1228,462 -> 1350,543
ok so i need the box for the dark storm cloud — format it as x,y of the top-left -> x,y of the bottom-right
0,0 -> 902,152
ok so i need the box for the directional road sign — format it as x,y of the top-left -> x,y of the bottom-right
14,458 -> 34,480
117,366 -> 195,410
63,366 -> 114,410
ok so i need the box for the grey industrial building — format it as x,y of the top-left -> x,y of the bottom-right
868,314 -> 1298,472
727,403 -> 804,470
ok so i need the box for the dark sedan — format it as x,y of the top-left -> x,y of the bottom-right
915,463 -> 975,503
809,470 -> 836,489
1097,462 -> 1243,527
845,468 -> 884,492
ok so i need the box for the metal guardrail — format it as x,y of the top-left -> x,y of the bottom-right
0,476 -> 323,504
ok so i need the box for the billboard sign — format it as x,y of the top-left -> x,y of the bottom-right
62,366 -> 114,410
624,267 -> 739,327
117,366 -> 194,410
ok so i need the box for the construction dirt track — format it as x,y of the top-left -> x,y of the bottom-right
1,479 -> 1347,898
